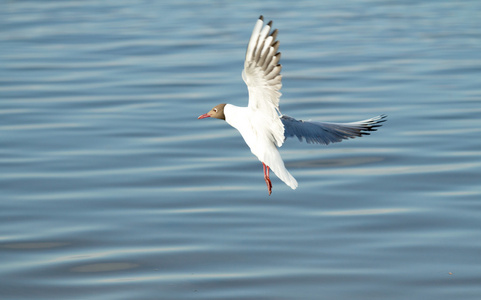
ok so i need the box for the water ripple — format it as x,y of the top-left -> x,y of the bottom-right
2,1 -> 481,299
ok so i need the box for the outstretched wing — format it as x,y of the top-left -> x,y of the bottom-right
242,15 -> 284,147
281,114 -> 387,145
243,16 -> 282,112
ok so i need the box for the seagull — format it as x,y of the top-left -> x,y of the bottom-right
198,16 -> 386,195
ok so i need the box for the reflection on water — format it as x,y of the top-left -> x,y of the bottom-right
2,242 -> 69,250
315,208 -> 411,216
71,263 -> 139,273
289,156 -> 384,168
2,0 -> 481,299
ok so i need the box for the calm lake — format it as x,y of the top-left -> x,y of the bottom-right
1,0 -> 481,299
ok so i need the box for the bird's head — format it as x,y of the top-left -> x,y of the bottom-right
198,103 -> 226,120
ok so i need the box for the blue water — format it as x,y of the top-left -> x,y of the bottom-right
2,1 -> 481,299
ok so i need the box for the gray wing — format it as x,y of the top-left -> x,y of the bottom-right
281,114 -> 387,145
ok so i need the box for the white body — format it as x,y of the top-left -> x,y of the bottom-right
224,104 -> 298,189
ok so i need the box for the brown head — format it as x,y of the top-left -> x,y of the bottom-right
198,103 -> 226,120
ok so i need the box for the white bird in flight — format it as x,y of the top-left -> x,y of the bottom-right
198,16 -> 386,195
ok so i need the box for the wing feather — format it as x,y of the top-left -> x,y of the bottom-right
243,15 -> 285,147
281,115 -> 387,145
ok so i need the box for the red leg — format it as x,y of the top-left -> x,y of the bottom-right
262,162 -> 272,196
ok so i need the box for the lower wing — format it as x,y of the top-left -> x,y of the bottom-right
281,114 -> 387,145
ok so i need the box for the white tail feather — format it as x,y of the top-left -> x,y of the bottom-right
261,143 -> 298,190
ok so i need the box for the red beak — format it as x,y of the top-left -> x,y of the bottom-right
198,113 -> 210,119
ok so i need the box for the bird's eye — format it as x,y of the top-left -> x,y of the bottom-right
213,108 -> 218,112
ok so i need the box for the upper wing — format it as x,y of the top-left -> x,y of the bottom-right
242,16 -> 284,146
281,114 -> 387,145
243,16 -> 282,112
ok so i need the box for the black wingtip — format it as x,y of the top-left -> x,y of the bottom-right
259,15 -> 264,21
361,115 -> 388,133
267,20 -> 273,27
270,29 -> 278,38
376,115 -> 388,125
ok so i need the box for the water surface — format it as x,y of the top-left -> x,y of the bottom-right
2,1 -> 481,299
